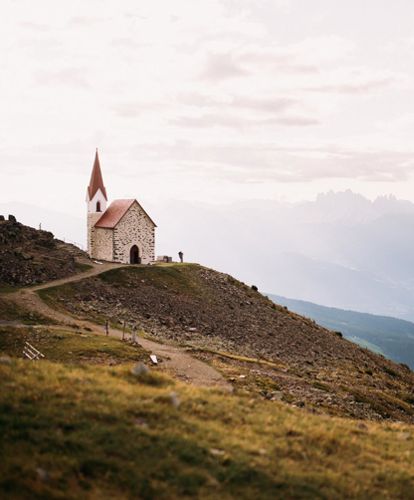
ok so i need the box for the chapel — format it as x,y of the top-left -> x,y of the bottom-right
86,150 -> 156,264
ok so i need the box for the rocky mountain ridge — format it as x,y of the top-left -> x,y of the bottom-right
0,219 -> 89,287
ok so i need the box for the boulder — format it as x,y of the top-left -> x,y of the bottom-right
131,363 -> 149,377
168,391 -> 180,408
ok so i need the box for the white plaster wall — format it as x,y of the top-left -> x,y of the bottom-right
86,189 -> 107,214
86,188 -> 107,256
113,203 -> 155,264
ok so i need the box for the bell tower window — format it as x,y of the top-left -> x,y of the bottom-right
96,201 -> 101,212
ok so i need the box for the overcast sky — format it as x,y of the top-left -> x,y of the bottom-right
1,0 -> 414,217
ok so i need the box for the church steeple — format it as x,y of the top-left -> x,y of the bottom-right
86,149 -> 109,254
87,149 -> 108,201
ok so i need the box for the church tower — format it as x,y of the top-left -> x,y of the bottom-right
86,149 -> 108,256
85,149 -> 156,263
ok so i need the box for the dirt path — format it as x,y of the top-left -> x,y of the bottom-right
5,263 -> 231,390
30,262 -> 124,291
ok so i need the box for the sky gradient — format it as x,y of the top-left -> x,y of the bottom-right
1,0 -> 414,217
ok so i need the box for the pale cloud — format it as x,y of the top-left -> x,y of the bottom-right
1,0 -> 414,214
170,93 -> 312,129
200,53 -> 249,81
35,68 -> 91,88
19,22 -> 50,32
113,101 -> 164,118
172,113 -> 319,129
303,79 -> 393,94
178,93 -> 298,113
68,16 -> 108,27
229,96 -> 297,113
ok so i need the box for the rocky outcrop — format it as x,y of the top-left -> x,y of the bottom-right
0,220 -> 89,286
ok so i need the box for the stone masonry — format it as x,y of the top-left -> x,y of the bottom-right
91,226 -> 114,261
86,151 -> 156,264
113,202 -> 155,264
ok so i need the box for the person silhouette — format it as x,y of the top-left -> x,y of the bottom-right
178,251 -> 184,263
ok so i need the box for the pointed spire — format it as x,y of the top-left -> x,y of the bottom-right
88,149 -> 108,201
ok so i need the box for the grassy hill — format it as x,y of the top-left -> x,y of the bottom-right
38,264 -> 414,423
269,294 -> 414,369
2,249 -> 414,497
1,328 -> 414,499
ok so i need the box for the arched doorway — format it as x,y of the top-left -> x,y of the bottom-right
130,245 -> 140,264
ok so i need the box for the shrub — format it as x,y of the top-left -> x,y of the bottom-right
383,365 -> 399,378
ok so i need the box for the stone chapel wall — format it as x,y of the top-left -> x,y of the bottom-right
91,227 -> 114,261
87,213 -> 102,256
113,203 -> 155,264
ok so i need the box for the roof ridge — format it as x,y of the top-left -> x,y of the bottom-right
94,199 -> 156,229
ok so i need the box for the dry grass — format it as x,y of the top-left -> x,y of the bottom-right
1,355 -> 414,499
0,297 -> 54,325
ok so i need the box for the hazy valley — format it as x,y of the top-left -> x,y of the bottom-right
270,294 -> 414,369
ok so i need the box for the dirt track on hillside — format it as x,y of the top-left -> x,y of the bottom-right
5,263 -> 231,390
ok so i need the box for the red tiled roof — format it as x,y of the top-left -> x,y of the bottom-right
88,149 -> 108,201
95,199 -> 134,228
94,199 -> 157,229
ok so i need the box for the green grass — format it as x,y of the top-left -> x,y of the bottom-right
74,262 -> 94,273
190,347 -> 287,370
0,327 -> 148,365
1,315 -> 414,498
0,284 -> 20,294
2,263 -> 414,497
1,357 -> 414,499
99,264 -> 205,296
0,297 -> 54,325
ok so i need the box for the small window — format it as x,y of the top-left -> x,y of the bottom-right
96,201 -> 101,212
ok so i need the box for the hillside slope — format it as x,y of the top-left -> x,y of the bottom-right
1,346 -> 414,499
270,294 -> 414,369
39,264 -> 414,422
0,219 -> 90,288
2,258 -> 414,497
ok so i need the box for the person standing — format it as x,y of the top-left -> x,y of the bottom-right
178,251 -> 183,263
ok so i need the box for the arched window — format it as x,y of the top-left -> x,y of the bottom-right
96,201 -> 101,212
